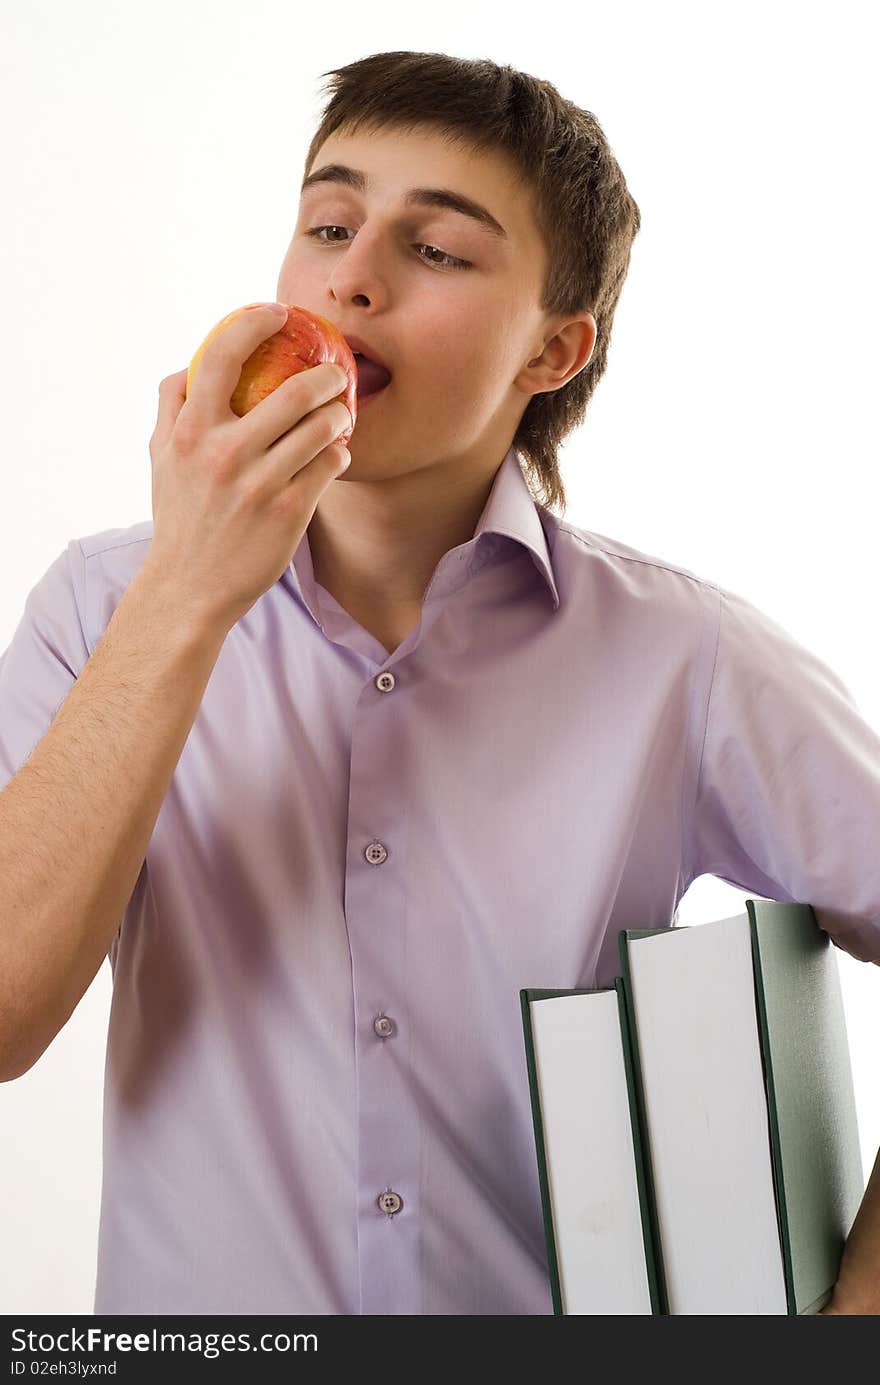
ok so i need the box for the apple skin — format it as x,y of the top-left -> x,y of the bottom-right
185,302 -> 357,445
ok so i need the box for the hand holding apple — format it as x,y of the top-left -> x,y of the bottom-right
146,305 -> 355,635
186,302 -> 358,442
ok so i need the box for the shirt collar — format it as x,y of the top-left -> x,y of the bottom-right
284,444 -> 560,617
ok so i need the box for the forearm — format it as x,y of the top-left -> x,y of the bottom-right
0,557 -> 229,1081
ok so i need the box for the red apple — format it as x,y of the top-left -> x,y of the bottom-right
185,302 -> 357,444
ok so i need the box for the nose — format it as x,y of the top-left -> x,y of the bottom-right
327,224 -> 389,309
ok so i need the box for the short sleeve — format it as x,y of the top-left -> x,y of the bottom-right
683,584 -> 880,963
0,541 -> 92,792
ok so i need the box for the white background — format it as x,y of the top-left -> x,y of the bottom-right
1,0 -> 877,1315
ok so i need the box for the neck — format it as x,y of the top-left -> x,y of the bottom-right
307,452 -> 503,616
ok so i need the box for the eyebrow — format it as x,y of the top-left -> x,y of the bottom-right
300,163 -> 508,240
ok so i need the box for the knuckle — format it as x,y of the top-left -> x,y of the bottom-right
211,429 -> 242,473
240,473 -> 268,511
172,412 -> 202,455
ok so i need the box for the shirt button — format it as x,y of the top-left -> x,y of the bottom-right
378,1190 -> 403,1216
374,1015 -> 396,1038
375,671 -> 396,692
364,841 -> 388,865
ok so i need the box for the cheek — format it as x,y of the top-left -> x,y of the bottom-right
418,329 -> 504,391
453,341 -> 515,399
277,242 -> 323,292
277,262 -> 313,298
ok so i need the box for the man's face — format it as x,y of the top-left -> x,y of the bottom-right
276,123 -> 562,479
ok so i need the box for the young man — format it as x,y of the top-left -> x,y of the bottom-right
1,52 -> 879,1316
278,119 -> 595,655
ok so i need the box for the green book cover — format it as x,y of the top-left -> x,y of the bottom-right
617,899 -> 864,1315
747,898 -> 864,1314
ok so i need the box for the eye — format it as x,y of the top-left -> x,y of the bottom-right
305,225 -> 471,271
306,225 -> 350,245
416,243 -> 468,270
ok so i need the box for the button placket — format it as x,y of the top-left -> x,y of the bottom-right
350,673 -> 419,1310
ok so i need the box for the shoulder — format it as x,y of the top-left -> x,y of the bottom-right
543,510 -> 721,631
71,519 -> 155,650
77,518 -> 154,567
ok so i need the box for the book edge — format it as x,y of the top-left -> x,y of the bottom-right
618,931 -> 671,1315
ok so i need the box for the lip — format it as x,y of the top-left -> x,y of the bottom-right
342,332 -> 391,374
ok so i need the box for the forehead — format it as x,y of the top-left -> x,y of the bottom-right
304,124 -> 541,252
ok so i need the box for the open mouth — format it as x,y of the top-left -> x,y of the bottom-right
353,352 -> 392,400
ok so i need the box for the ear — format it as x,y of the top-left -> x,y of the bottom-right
520,313 -> 597,395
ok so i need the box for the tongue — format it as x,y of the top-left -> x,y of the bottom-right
356,357 -> 392,396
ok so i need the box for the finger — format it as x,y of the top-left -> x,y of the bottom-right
278,440 -> 351,516
185,305 -> 292,427
152,368 -> 189,454
247,397 -> 351,500
239,362 -> 351,461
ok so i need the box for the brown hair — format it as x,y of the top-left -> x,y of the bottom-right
302,51 -> 641,517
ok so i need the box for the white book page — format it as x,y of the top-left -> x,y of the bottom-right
628,917 -> 787,1314
530,991 -> 653,1314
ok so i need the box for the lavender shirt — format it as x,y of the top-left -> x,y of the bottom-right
2,445 -> 879,1316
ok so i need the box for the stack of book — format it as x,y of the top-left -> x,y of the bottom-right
520,900 -> 865,1315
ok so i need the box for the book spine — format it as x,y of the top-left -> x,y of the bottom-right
614,977 -> 664,1315
747,901 -> 796,1314
519,989 -> 565,1315
617,931 -> 671,1315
